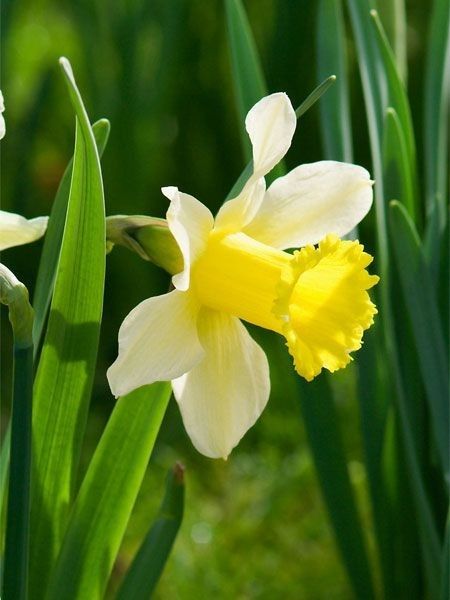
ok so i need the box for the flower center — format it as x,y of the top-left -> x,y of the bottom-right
192,231 -> 379,380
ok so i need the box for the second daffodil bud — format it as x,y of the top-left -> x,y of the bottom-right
105,215 -> 183,275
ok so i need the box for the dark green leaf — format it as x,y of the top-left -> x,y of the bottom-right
116,463 -> 184,600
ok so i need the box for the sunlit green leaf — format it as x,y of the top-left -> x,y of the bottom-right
29,58 -> 106,598
317,0 -> 353,162
296,375 -> 375,600
224,0 -> 267,161
46,384 -> 171,600
32,119 -> 110,351
389,201 -> 449,477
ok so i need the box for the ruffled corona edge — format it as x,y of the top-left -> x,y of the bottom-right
273,234 -> 379,381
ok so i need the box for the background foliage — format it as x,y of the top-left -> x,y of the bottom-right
1,1 -> 446,598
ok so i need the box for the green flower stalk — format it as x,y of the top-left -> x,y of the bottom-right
1,264 -> 34,600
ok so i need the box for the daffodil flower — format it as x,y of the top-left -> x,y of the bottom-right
108,92 -> 379,459
0,211 -> 49,251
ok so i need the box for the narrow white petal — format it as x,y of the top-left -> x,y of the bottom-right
0,211 -> 48,251
214,176 -> 266,232
0,91 -> 5,140
172,309 -> 270,459
107,289 -> 204,398
246,92 -> 296,178
163,186 -> 214,291
244,161 -> 373,249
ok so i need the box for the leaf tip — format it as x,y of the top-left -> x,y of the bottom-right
59,57 -> 75,85
173,462 -> 185,485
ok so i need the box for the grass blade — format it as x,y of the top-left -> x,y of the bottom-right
0,121 -> 111,543
347,2 -> 440,594
369,9 -> 418,222
116,463 -> 184,600
224,0 -> 267,161
294,75 -> 336,119
32,119 -> 110,351
382,108 -> 416,223
423,0 -> 450,277
29,57 -> 106,597
317,0 -> 353,162
389,201 -> 449,477
376,0 -> 407,82
441,513 -> 450,600
45,383 -> 171,600
296,375 -> 375,600
424,0 -> 450,228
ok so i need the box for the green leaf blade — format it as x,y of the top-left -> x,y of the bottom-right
389,201 -> 449,477
296,375 -> 376,600
317,0 -> 353,162
225,0 -> 267,161
46,383 -> 171,600
32,119 -> 110,351
116,463 -> 184,600
29,58 -> 106,597
382,107 -> 416,221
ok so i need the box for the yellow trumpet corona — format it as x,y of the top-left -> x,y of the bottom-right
193,231 -> 379,381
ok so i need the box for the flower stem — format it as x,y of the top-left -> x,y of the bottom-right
2,343 -> 33,600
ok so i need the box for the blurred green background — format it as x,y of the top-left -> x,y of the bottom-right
1,1 -> 431,597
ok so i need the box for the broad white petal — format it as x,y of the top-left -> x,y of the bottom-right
163,186 -> 214,291
172,309 -> 270,459
246,92 -> 296,178
0,211 -> 48,251
107,289 -> 204,398
244,161 -> 373,249
214,176 -> 266,232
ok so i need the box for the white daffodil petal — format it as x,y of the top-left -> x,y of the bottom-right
244,161 -> 373,249
107,289 -> 204,398
246,92 -> 296,178
214,176 -> 266,232
163,186 -> 214,291
0,211 -> 49,251
0,90 -> 5,140
172,309 -> 270,459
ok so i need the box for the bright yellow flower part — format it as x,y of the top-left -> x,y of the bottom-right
108,92 -> 379,459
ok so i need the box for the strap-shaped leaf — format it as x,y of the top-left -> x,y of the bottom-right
0,120 -> 110,560
46,383 -> 171,600
317,0 -> 353,163
296,375 -> 376,600
116,463 -> 184,600
389,201 -> 449,477
224,0 -> 267,161
347,2 -> 441,594
424,0 -> 449,228
32,119 -> 110,351
29,57 -> 106,597
382,108 -> 415,220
